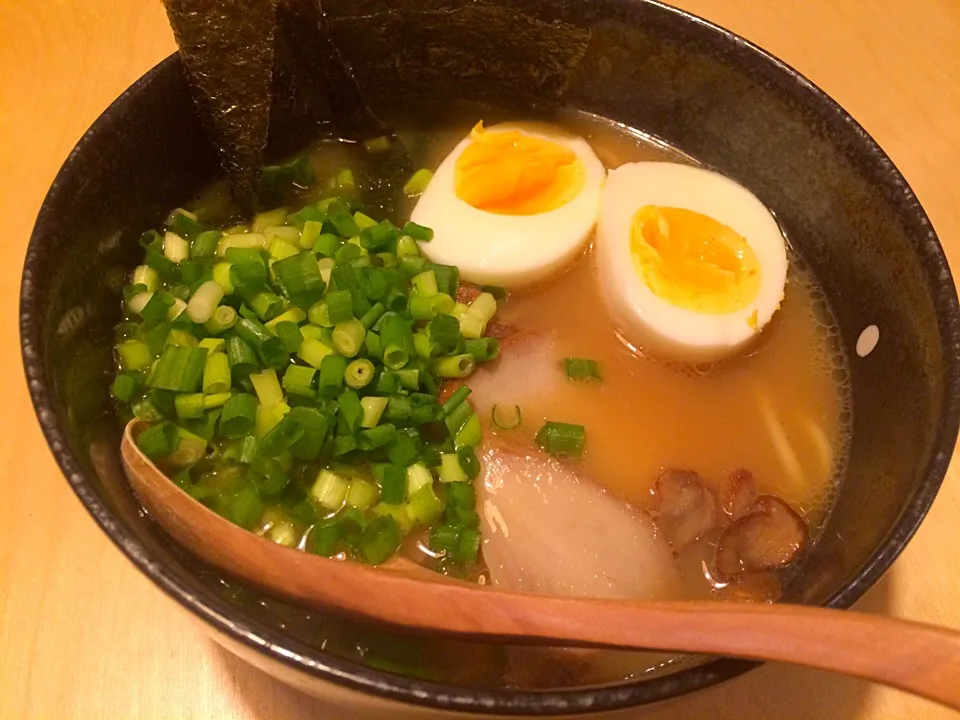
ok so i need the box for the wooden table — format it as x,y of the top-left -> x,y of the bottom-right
2,1 -> 959,717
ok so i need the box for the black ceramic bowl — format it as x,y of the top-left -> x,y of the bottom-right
20,0 -> 960,716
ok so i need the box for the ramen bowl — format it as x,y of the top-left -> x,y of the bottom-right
20,0 -> 960,715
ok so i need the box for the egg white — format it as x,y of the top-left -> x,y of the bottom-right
596,161 -> 788,363
410,122 -> 605,287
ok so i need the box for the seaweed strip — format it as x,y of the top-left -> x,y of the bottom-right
326,5 -> 592,111
163,0 -> 278,215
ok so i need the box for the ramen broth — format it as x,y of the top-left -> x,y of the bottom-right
186,108 -> 851,685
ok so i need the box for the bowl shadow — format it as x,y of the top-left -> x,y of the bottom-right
212,569 -> 895,719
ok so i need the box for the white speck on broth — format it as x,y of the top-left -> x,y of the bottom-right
856,325 -> 880,357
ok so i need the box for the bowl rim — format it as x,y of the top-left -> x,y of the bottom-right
20,0 -> 960,715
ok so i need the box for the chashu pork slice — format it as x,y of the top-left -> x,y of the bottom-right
477,442 -> 681,600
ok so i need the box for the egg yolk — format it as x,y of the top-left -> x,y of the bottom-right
630,206 -> 761,314
454,122 -> 585,215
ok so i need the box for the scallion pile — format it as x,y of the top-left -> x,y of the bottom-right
113,163 -> 501,570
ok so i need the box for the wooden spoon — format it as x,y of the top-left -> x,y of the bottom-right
121,420 -> 960,710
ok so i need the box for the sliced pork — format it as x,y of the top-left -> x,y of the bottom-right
477,442 -> 681,600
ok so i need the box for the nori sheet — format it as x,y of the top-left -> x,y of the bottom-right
325,4 -> 592,111
269,0 -> 393,158
162,0 -> 591,215
162,0 -> 278,215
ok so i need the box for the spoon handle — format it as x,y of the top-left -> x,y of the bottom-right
466,594 -> 960,710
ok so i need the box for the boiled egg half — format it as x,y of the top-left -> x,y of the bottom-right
410,121 -> 605,287
596,162 -> 788,362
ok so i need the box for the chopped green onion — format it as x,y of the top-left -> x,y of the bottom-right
272,251 -> 326,308
253,207 -> 288,233
357,515 -> 401,565
385,396 -> 412,422
346,479 -> 379,510
438,453 -> 467,483
174,393 -> 206,419
315,233 -> 342,258
204,305 -> 237,335
199,337 -> 225,353
137,292 -> 174,322
536,421 -> 586,459
360,395 -> 389,428
185,281 -> 224,323
464,337 -> 499,362
431,354 -> 475,379
455,413 -> 482,448
300,220 -> 323,250
287,406 -> 329,461
429,524 -> 460,554
212,262 -> 235,294
163,232 -> 190,263
403,168 -> 433,197
136,422 -> 180,460
491,403 -> 522,430
265,307 -> 306,332
202,352 -> 231,394
359,220 -> 399,250
468,292 -> 497,323
337,389 -> 364,435
413,331 -> 438,360
455,446 -> 481,481
311,469 -> 349,510
373,464 -> 406,505
357,423 -> 397,450
332,318 -> 366,357
132,265 -> 160,292
396,367 -> 419,391
379,314 -> 414,370
329,167 -> 356,197
412,270 -> 438,297
265,225 -> 300,246
346,358 -> 376,390
220,393 -> 258,437
405,462 -> 433,499
428,314 -> 460,353
117,340 -> 152,371
282,364 -> 316,398
219,233 -> 268,257
362,135 -> 392,154
274,321 -> 303,353
402,221 -> 433,242
226,336 -> 258,376
455,527 -> 481,564
111,370 -> 143,403
430,265 -> 459,298
202,392 -> 231,409
258,413 -> 305,458
387,432 -> 419,467
325,289 -> 354,324
317,353 -> 347,396
396,235 -> 419,259
408,484 -> 443,526
359,302 -> 386,330
249,368 -> 284,407
442,385 -> 471,416
250,455 -> 289,495
149,345 -> 207,392
166,208 -> 205,240
192,230 -> 222,258
297,337 -> 334,368
563,357 -> 602,382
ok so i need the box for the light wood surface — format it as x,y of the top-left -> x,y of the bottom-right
2,1 -> 959,718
